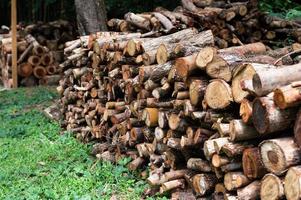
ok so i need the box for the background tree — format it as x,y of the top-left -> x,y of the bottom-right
75,0 -> 108,35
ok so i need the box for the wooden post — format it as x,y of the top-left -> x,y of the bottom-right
11,0 -> 18,88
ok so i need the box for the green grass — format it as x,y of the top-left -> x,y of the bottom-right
0,87 -> 151,200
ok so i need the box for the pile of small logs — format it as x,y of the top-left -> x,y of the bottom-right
58,24 -> 301,199
23,20 -> 76,52
0,20 -> 75,87
108,0 -> 301,48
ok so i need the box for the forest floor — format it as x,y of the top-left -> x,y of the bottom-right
0,87 -> 160,200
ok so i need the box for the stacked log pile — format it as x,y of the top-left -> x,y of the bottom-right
108,0 -> 301,48
58,23 -> 301,199
0,20 -> 75,87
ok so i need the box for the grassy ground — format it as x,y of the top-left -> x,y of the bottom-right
0,87 -> 155,200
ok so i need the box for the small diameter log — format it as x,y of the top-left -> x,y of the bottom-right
237,181 -> 261,200
195,47 -> 216,69
253,97 -> 297,134
40,75 -> 61,86
242,147 -> 267,179
160,179 -> 185,194
224,172 -> 251,191
261,173 -> 284,200
260,137 -> 301,175
18,63 -> 33,77
221,162 -> 243,173
33,66 -> 47,79
158,111 -> 168,129
285,166 -> 301,200
203,137 -> 230,160
28,55 -> 41,66
239,99 -> 253,124
295,110 -> 301,147
147,169 -> 188,186
189,78 -> 209,106
253,62 -> 301,96
152,82 -> 171,99
213,122 -> 230,137
212,154 -> 230,168
143,108 -> 159,127
168,113 -> 188,132
187,158 -> 212,172
32,45 -> 45,56
229,120 -> 260,142
46,65 -> 57,75
192,174 -> 217,196
221,142 -> 251,158
41,53 -> 54,66
174,53 -> 198,80
204,79 -> 233,110
274,82 -> 301,109
127,157 -> 145,171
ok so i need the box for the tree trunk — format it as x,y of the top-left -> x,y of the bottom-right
75,0 -> 108,35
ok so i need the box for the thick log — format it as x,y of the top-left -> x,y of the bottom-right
229,120 -> 260,142
224,172 -> 250,191
260,137 -> 301,175
41,53 -> 54,66
274,82 -> 301,109
192,174 -> 217,196
156,30 -> 214,64
33,66 -> 47,79
204,79 -> 233,110
285,166 -> 301,200
237,181 -> 260,200
253,97 -> 298,134
18,63 -> 33,77
261,173 -> 284,200
232,63 -> 274,103
253,63 -> 301,96
242,147 -> 267,179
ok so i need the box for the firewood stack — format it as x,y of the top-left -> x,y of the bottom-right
57,17 -> 301,199
107,0 -> 301,49
0,20 -> 75,88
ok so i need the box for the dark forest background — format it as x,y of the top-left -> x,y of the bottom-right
0,0 -> 301,26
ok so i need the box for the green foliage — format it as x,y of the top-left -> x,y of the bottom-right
259,0 -> 301,19
0,87 -> 154,200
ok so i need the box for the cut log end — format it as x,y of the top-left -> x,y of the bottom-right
261,173 -> 284,200
156,44 -> 168,64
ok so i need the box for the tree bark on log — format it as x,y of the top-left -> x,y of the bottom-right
252,97 -> 298,135
253,62 -> 301,96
